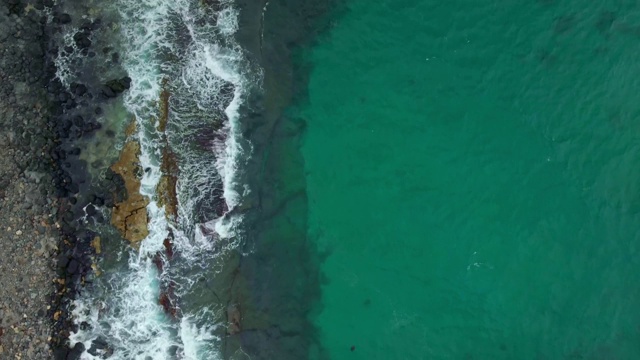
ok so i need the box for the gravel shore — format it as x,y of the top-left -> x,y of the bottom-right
0,1 -> 59,358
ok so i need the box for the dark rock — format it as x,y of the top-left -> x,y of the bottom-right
64,99 -> 77,110
61,223 -> 74,236
55,13 -> 72,25
61,120 -> 72,132
121,76 -> 132,89
7,0 -> 22,15
63,211 -> 74,223
82,122 -> 100,133
66,342 -> 85,360
85,204 -> 96,216
79,21 -> 93,32
105,77 -> 130,93
72,115 -> 84,127
58,254 -> 70,269
73,32 -> 91,49
48,78 -> 63,93
67,273 -> 80,287
74,84 -> 87,96
53,347 -> 68,360
67,259 -> 79,274
67,182 -> 79,194
48,48 -> 59,61
100,86 -> 116,98
87,338 -> 109,356
94,107 -> 103,115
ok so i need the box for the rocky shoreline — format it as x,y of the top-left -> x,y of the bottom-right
0,0 -> 131,358
0,1 -> 59,358
1,0 -> 342,357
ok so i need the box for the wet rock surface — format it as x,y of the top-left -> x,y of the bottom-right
40,0 -> 136,356
1,0 -> 134,358
110,126 -> 150,246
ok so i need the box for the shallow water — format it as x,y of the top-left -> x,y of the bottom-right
295,0 -> 640,358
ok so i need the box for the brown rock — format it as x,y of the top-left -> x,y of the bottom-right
157,78 -> 170,133
90,236 -> 102,254
163,235 -> 174,259
110,125 -> 150,247
156,149 -> 178,219
156,80 -> 179,219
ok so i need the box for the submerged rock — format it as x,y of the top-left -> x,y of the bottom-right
101,77 -> 131,98
227,303 -> 242,335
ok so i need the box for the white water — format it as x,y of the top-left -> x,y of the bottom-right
66,0 -> 258,358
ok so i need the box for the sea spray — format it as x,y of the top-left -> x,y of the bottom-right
67,0 -> 259,358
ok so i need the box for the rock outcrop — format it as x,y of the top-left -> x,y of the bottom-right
110,122 -> 149,246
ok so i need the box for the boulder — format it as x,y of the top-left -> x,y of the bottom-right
73,84 -> 87,96
66,342 -> 85,360
72,32 -> 91,49
87,338 -> 110,356
54,13 -> 72,25
67,259 -> 78,274
105,76 -> 131,93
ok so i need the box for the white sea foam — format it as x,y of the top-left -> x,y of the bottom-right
217,7 -> 239,36
52,31 -> 77,86
178,314 -> 221,359
69,0 -> 257,358
69,257 -> 175,360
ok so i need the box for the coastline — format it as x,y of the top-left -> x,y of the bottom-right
1,0 -> 133,358
0,1 -> 59,358
0,0 -> 341,358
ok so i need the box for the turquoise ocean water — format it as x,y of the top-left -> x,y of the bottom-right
54,0 -> 640,358
286,0 -> 640,358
